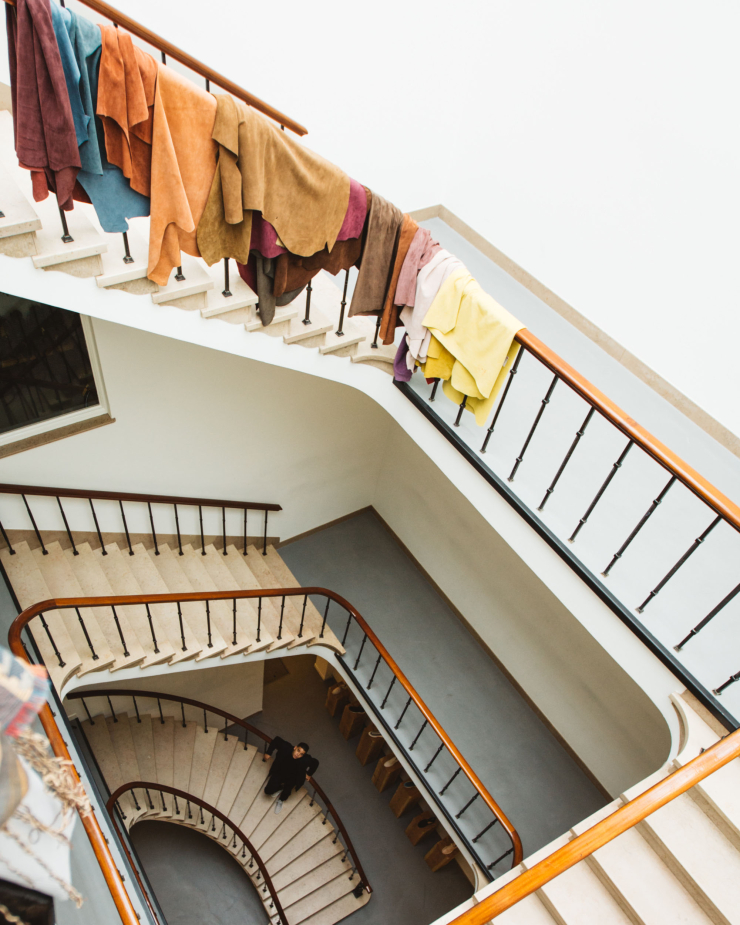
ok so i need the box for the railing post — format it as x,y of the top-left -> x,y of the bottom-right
56,497 -> 78,555
39,614 -> 64,667
336,269 -> 349,336
205,600 -> 213,648
58,202 -> 73,243
145,604 -> 159,654
75,607 -> 98,660
222,257 -> 232,298
147,502 -> 159,555
89,499 -> 106,554
302,279 -> 313,325
480,346 -> 524,453
176,602 -> 187,651
263,511 -> 268,555
174,503 -> 183,555
320,598 -> 330,638
371,315 -> 381,348
0,518 -> 15,555
199,505 -> 205,555
22,494 -> 47,555
119,500 -> 133,556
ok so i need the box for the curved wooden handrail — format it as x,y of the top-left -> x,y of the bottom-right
447,724 -> 740,923
67,686 -> 371,892
0,482 -> 282,512
10,586 -> 522,866
107,781 -> 289,924
515,330 -> 740,530
1,0 -> 307,135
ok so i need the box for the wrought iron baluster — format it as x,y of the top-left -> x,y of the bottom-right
157,698 -> 164,724
75,608 -> 98,659
569,440 -> 634,542
409,719 -> 428,751
57,203 -> 73,243
472,819 -> 498,843
160,791 -> 167,812
277,596 -> 285,640
222,257 -> 232,298
353,634 -> 367,671
0,518 -> 15,555
602,475 -> 676,576
174,795 -> 180,816
199,505 -> 205,554
146,789 -> 154,810
637,515 -> 721,612
714,670 -> 740,695
508,374 -> 558,481
538,407 -> 595,510
381,676 -> 396,709
424,743 -> 444,773
439,767 -> 461,795
22,494 -> 47,554
119,500 -> 133,555
38,614 -> 64,667
56,497 -> 77,555
371,314 -> 381,348
367,654 -> 382,689
173,503 -> 183,555
145,604 -> 159,654
132,696 -> 141,724
336,269 -> 349,336
111,606 -> 129,657
176,603 -> 187,651
223,719 -> 228,742
320,598 -> 330,638
453,395 -> 467,427
203,710 -> 208,734
243,509 -> 247,555
263,511 -> 268,555
429,378 -> 440,402
121,231 -> 134,264
341,612 -> 352,646
81,698 -> 94,724
675,581 -> 740,650
488,847 -> 514,869
480,346 -> 524,453
298,594 -> 308,638
455,791 -> 479,819
89,499 -> 106,554
302,279 -> 313,325
222,507 -> 227,555
256,598 -> 262,642
181,702 -> 186,728
131,791 -> 140,812
107,696 -> 117,722
205,600 -> 213,648
232,599 -> 238,646
175,265 -> 185,280
395,696 -> 412,730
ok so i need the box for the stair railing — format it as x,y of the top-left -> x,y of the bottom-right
396,328 -> 740,731
1,0 -> 307,135
0,481 -> 281,557
66,686 -> 372,896
107,782 -> 290,925
9,587 -> 522,883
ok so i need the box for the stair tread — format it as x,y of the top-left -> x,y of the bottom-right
221,549 -> 293,650
0,157 -> 41,239
216,744 -> 259,816
243,547 -> 304,649
271,834 -> 342,890
283,310 -> 332,345
251,790 -> 308,850
152,716 -> 175,790
266,812 -> 334,876
227,751 -> 271,829
245,304 -> 298,332
96,227 -> 150,287
151,256 -> 214,303
202,268 -> 258,316
173,720 -> 198,792
536,845 -> 634,925
493,894 -> 557,924
130,713 -> 157,783
107,714 -> 141,783
280,853 -> 353,910
187,725 -> 219,800
31,204 -> 106,268
290,879 -> 368,925
121,543 -> 202,662
202,733 -> 240,807
82,716 -> 123,790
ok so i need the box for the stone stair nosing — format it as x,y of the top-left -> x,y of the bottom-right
147,544 -> 229,660
261,798 -> 324,868
220,549 -> 295,651
67,542 -> 162,669
245,305 -> 299,337
493,894 -> 558,925
351,340 -> 396,374
177,544 -> 254,656
80,716 -> 137,820
30,201 -> 107,278
226,750 -> 272,828
92,542 -> 175,667
0,157 -> 40,258
0,543 -> 81,688
319,325 -> 366,359
173,720 -> 198,793
201,732 -> 240,808
201,267 -> 258,324
285,863 -> 359,925
266,812 -> 337,878
200,545 -> 273,654
283,308 -> 333,348
270,833 -> 343,891
250,790 -> 310,852
298,888 -> 370,925
280,853 -> 355,911
32,543 -> 116,674
245,545 -> 312,650
119,543 -> 202,664
215,743 -> 259,816
95,227 -> 155,292
186,724 -> 220,801
150,256 -> 214,310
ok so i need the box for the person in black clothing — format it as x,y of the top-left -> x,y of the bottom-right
263,736 -> 319,814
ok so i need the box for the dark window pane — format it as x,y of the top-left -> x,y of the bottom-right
0,293 -> 99,435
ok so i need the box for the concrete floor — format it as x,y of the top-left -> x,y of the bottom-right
279,509 -> 608,856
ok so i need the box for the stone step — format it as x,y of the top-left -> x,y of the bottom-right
200,546 -> 273,653
151,256 -> 214,310
245,305 -> 299,337
0,157 -> 40,258
202,732 -> 240,808
221,549 -> 294,651
271,834 -> 343,892
351,340 -> 396,373
319,325 -> 366,359
288,873 -> 362,925
216,744 -> 259,817
280,852 -> 354,911
31,201 -> 106,278
95,227 -> 155,293
201,264 -> 258,322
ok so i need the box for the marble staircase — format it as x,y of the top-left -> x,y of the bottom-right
0,108 -> 393,374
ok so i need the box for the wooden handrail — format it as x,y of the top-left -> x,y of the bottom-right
515,331 -> 740,531
0,482 -> 282,512
10,586 -> 522,867
67,686 -> 371,891
2,0 -> 307,135
106,781 -> 289,924
447,724 -> 740,923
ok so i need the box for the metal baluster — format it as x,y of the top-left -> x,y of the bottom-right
569,440 -> 634,542
146,789 -> 154,810
121,231 -> 134,264
409,719 -> 428,751
56,497 -> 78,555
199,505 -> 205,554
205,601 -> 213,648
221,507 -> 227,555
232,599 -> 238,646
157,698 -> 164,724
395,696 -> 412,730
424,743 -> 444,773
714,670 -> 740,695
222,257 -> 232,297
81,698 -> 94,724
637,515 -> 721,612
428,378 -> 440,402
302,279 -> 313,325
336,269 -> 349,336
508,374 -> 558,481
243,509 -> 247,555
160,791 -> 167,812
602,475 -> 677,576
455,791 -> 479,818
480,347 -> 524,453
173,795 -> 179,816
0,518 -> 15,555
145,604 -> 160,654
256,598 -> 262,642
223,719 -> 228,742
107,696 -> 117,722
176,602 -> 187,650
341,612 -> 352,646
298,594 -> 308,638
22,494 -> 47,554
371,315 -> 381,348
439,767 -> 461,795
110,606 -> 130,657
57,203 -> 73,243
186,800 -> 192,820
116,800 -> 126,822
131,791 -> 140,812
38,614 -> 64,666
180,702 -> 186,728
453,395 -> 467,427
278,597 -> 285,640
381,676 -> 396,709
160,51 -> 166,65
472,819 -> 499,843
89,499 -> 106,554
147,502 -> 159,555
538,407 -> 595,510
488,847 -> 514,869
174,504 -> 183,555
132,696 -> 141,724
203,710 -> 208,734
119,500 -> 133,555
353,634 -> 367,671
75,608 -> 98,659
367,654 -> 382,689
675,581 -> 740,650
210,815 -> 215,833
263,511 -> 268,555
199,806 -> 204,825
205,78 -> 210,92
320,598 -> 330,638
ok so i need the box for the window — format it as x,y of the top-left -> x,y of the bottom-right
0,292 -> 109,446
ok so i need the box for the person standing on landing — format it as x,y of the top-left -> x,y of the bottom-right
263,736 -> 319,814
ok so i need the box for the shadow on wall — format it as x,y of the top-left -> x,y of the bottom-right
370,424 -> 673,798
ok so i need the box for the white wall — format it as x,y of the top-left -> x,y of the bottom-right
374,424 -> 672,796
2,0 -> 733,436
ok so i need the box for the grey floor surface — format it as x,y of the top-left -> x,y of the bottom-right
279,510 -> 608,856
